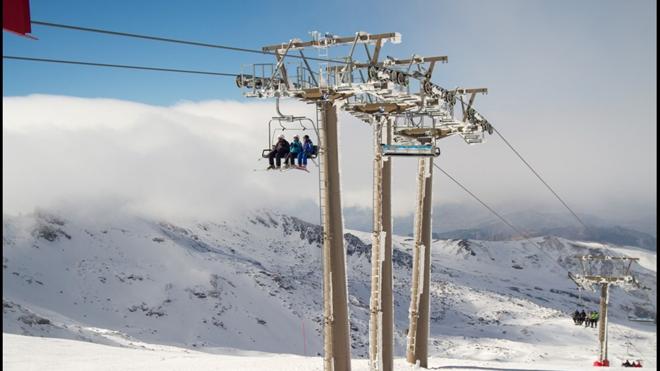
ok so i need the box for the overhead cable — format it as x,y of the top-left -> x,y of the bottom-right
31,20 -> 349,65
434,163 -> 570,273
3,55 -> 238,77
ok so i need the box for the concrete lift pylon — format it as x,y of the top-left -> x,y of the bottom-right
318,101 -> 352,371
369,117 -> 386,371
380,118 -> 394,371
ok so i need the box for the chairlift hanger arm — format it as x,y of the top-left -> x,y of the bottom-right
298,50 -> 318,87
272,41 -> 293,90
371,39 -> 383,66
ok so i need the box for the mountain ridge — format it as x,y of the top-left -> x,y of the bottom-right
3,210 -> 657,365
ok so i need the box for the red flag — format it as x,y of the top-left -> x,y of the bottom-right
3,0 -> 33,37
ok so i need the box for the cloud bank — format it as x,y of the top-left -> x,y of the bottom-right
3,95 -> 656,233
3,95 -> 324,221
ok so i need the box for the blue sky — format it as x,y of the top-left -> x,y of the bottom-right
3,0 -> 657,232
4,0 -> 655,105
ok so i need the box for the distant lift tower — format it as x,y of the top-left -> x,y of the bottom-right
569,255 -> 640,367
237,31 -> 492,371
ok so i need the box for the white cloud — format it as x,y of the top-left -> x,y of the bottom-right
2,95 -> 324,221
2,94 -> 656,231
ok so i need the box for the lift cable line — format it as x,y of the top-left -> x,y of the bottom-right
3,55 -> 239,77
30,20 -> 350,65
491,126 -> 589,230
454,95 -> 589,232
434,163 -> 571,275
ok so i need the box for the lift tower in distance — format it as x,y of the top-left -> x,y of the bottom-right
569,255 -> 640,367
237,31 -> 493,371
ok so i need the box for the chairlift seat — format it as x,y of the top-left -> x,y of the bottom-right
261,145 -> 318,159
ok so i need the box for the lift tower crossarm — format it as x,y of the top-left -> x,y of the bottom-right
262,32 -> 401,52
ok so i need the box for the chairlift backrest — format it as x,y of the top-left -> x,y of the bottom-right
261,116 -> 319,159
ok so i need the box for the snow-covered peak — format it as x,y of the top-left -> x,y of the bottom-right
3,210 -> 656,366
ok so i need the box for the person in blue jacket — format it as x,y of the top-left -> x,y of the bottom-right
297,135 -> 314,169
285,135 -> 303,168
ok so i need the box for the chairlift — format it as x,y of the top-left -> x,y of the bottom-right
260,115 -> 320,160
381,113 -> 442,157
260,97 -> 320,162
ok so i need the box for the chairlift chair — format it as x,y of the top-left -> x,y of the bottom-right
260,115 -> 319,160
380,113 -> 443,157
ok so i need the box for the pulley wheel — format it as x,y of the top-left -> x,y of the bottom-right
368,65 -> 379,80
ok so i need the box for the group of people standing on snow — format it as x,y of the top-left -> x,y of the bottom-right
267,134 -> 315,170
622,359 -> 643,368
572,309 -> 600,328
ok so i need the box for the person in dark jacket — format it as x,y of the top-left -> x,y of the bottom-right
585,311 -> 591,327
267,135 -> 290,169
573,310 -> 580,325
286,135 -> 302,167
297,135 -> 314,169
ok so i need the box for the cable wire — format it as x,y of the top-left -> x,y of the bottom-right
491,126 -> 589,230
454,92 -> 589,232
434,163 -> 570,274
3,55 -> 238,77
31,20 -> 349,65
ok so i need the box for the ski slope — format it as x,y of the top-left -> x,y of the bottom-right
3,210 -> 657,369
3,333 -> 654,371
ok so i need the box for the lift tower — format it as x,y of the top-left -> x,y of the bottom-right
237,31 -> 492,371
569,255 -> 640,367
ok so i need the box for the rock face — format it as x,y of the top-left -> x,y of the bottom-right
2,210 -> 657,361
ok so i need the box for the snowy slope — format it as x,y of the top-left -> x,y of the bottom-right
6,333 -> 652,371
3,210 -> 657,368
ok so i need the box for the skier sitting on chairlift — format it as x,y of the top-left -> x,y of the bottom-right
267,135 -> 290,170
297,135 -> 314,170
285,135 -> 302,168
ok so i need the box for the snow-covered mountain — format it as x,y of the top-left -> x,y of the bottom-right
2,210 -> 657,367
342,206 -> 657,251
434,224 -> 657,252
